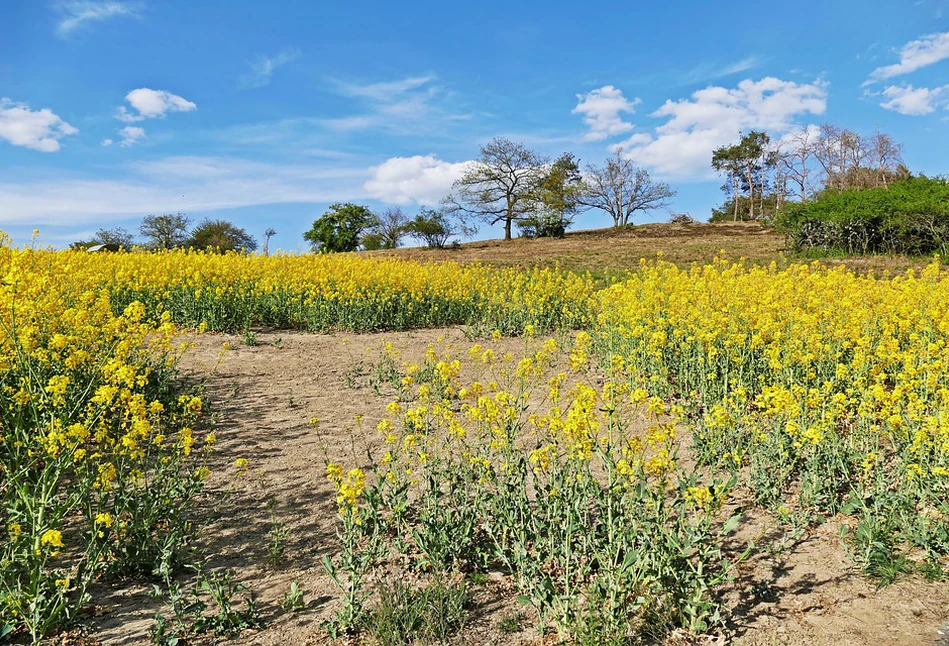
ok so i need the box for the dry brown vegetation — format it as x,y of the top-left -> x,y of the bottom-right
375,221 -> 932,277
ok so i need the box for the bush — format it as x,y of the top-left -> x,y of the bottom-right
517,213 -> 566,239
775,176 -> 949,257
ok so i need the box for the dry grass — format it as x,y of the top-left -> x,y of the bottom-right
372,222 -> 932,278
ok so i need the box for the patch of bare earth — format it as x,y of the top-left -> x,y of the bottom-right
88,330 -> 949,646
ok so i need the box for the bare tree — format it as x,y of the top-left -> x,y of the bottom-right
140,213 -> 191,249
443,137 -> 548,240
868,131 -> 903,189
814,124 -> 868,192
375,207 -> 411,249
580,150 -> 676,227
781,125 -> 818,201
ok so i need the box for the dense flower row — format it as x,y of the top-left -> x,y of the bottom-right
0,240 -> 211,640
598,259 -> 949,572
18,247 -> 596,333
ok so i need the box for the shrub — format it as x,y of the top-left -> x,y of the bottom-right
775,176 -> 949,257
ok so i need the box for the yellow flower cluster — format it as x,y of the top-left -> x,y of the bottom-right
599,259 -> 949,520
1,237 -> 212,634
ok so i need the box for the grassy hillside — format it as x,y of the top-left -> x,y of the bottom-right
375,221 -> 930,277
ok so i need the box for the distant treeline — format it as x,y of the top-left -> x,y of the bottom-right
73,214 -> 267,254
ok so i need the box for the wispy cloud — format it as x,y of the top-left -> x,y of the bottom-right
335,75 -> 435,101
240,47 -> 301,89
680,55 -> 763,85
322,74 -> 472,135
867,31 -> 949,82
54,1 -> 141,37
0,155 -> 369,227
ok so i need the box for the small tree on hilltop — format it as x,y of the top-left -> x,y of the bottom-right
405,208 -> 463,249
304,203 -> 378,253
140,213 -> 191,249
580,150 -> 676,227
188,219 -> 257,252
519,152 -> 585,238
373,207 -> 410,249
443,137 -> 548,240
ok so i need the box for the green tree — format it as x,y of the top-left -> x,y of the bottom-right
405,209 -> 459,248
188,219 -> 257,252
444,137 -> 548,240
140,213 -> 191,249
712,131 -> 774,221
520,153 -> 585,238
303,203 -> 378,253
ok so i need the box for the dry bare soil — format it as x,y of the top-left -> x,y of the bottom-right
88,330 -> 949,646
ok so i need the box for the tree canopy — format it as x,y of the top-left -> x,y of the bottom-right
304,203 -> 378,253
444,137 -> 548,240
140,213 -> 191,249
520,153 -> 585,238
580,151 -> 676,227
188,219 -> 257,252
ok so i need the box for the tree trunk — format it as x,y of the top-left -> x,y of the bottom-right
746,164 -> 755,221
801,157 -> 808,202
733,175 -> 740,221
504,218 -> 512,240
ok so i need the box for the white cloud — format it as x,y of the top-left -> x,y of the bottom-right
364,155 -> 470,205
117,88 -> 197,122
613,77 -> 828,179
241,47 -> 300,88
118,125 -> 146,146
868,31 -> 949,81
0,98 -> 78,152
101,138 -> 113,146
0,156 -> 369,227
54,1 -> 140,37
572,86 -> 640,141
878,83 -> 949,115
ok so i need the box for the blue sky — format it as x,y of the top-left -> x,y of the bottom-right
1,0 -> 948,249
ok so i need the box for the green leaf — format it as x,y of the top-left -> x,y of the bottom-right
722,514 -> 742,534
